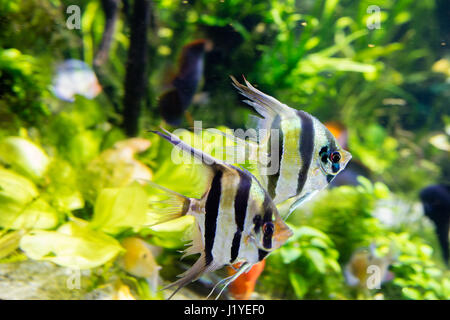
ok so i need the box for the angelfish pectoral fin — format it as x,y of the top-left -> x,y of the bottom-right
284,191 -> 318,220
206,262 -> 253,300
163,254 -> 213,300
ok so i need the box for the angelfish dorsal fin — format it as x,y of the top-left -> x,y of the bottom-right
230,76 -> 294,130
152,128 -> 229,170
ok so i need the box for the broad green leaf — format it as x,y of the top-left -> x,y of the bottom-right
0,137 -> 50,181
0,200 -> 24,229
325,257 -> 341,273
280,247 -> 302,264
291,225 -> 331,242
304,248 -> 326,274
9,198 -> 59,230
90,184 -> 148,234
20,220 -> 123,269
289,272 -> 309,299
310,238 -> 330,249
0,169 -> 57,230
0,230 -> 25,259
0,167 -> 38,204
374,182 -> 390,199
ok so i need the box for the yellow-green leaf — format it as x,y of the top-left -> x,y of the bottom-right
90,184 -> 148,234
10,198 -> 59,230
0,230 -> 25,259
0,167 -> 38,204
20,220 -> 123,269
0,137 -> 50,181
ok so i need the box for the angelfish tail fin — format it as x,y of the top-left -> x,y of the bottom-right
141,179 -> 191,227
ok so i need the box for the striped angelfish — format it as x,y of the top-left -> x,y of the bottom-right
228,76 -> 352,217
147,129 -> 293,299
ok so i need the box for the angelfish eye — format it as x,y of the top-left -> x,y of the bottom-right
263,222 -> 274,237
330,151 -> 341,163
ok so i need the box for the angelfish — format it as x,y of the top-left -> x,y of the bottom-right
147,129 -> 293,299
227,76 -> 352,217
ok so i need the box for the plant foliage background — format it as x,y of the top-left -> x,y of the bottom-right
0,0 -> 449,300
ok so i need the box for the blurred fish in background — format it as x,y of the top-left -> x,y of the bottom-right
117,237 -> 162,293
226,260 -> 265,300
158,39 -> 212,126
419,184 -> 450,266
51,59 -> 102,102
344,243 -> 395,289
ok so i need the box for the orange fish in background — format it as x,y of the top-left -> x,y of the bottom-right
324,121 -> 371,187
227,260 -> 266,300
324,121 -> 348,150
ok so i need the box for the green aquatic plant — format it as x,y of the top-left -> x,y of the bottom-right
258,224 -> 342,299
292,177 -> 387,264
375,233 -> 450,300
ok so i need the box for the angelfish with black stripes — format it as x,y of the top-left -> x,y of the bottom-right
146,129 -> 293,299
226,76 -> 352,217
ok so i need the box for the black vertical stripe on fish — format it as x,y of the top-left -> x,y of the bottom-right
262,193 -> 272,223
253,215 -> 262,233
263,227 -> 273,249
258,249 -> 269,261
296,111 -> 314,195
204,170 -> 223,266
230,170 -> 252,263
267,115 -> 283,198
230,231 -> 242,263
234,170 -> 252,230
262,193 -> 273,249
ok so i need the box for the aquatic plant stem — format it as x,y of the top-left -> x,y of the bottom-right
123,0 -> 151,137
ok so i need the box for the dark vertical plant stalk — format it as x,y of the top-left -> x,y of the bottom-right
122,0 -> 150,137
93,0 -> 121,116
94,0 -> 120,68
